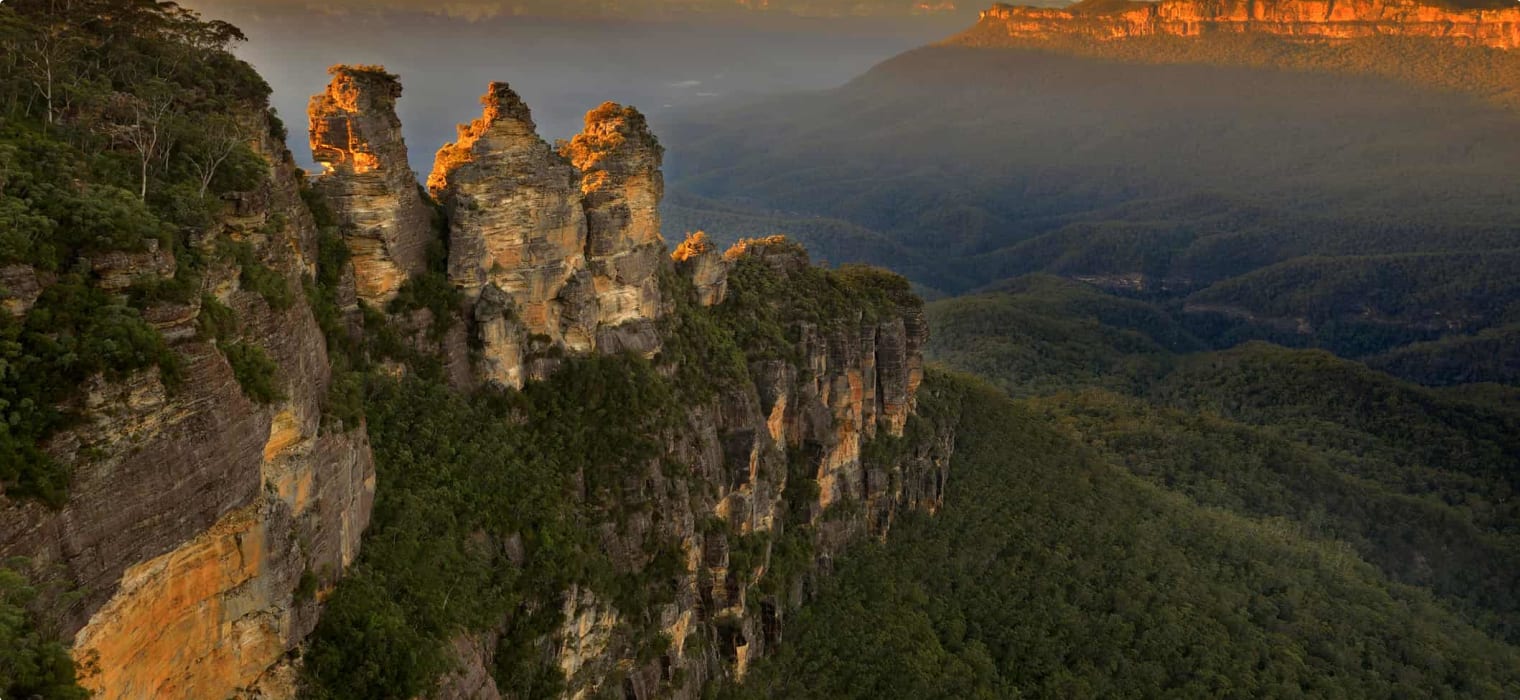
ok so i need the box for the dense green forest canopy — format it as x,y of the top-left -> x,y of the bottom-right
923,277 -> 1520,648
730,371 -> 1520,699
0,0 -> 276,503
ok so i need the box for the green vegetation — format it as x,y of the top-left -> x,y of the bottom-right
713,240 -> 920,364
927,278 -> 1520,644
386,242 -> 463,339
222,239 -> 294,311
731,371 -> 1520,699
299,237 -> 922,699
926,275 -> 1197,397
0,0 -> 279,501
223,341 -> 284,404
301,355 -> 686,700
1369,324 -> 1520,387
0,561 -> 87,700
665,42 -> 1520,361
0,277 -> 181,505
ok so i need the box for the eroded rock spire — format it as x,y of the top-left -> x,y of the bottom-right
308,65 -> 434,305
563,102 -> 666,330
428,84 -> 666,387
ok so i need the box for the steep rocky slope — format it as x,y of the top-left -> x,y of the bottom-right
0,16 -> 948,693
297,70 -> 949,698
0,86 -> 375,700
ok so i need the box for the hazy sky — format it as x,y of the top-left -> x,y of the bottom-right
181,1 -> 969,173
191,0 -> 973,21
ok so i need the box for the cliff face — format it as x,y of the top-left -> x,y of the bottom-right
3,54 -> 944,699
0,112 -> 376,699
297,71 -> 947,698
309,66 -> 434,305
434,239 -> 947,700
672,232 -> 730,307
971,0 -> 1520,49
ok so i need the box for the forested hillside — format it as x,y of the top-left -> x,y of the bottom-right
729,371 -> 1520,698
0,3 -> 283,695
923,278 -> 1520,647
6,1 -> 1520,698
662,40 -> 1520,365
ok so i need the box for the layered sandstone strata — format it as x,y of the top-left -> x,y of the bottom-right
563,103 -> 666,334
429,83 -> 596,351
0,111 -> 375,700
309,65 -> 433,305
428,83 -> 664,387
975,0 -> 1520,49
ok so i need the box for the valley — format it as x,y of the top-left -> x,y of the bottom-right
2,0 -> 1519,698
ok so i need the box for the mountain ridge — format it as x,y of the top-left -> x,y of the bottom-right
971,0 -> 1520,49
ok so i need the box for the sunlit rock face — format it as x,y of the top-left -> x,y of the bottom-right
430,83 -> 594,349
672,231 -> 730,307
429,84 -> 664,388
563,103 -> 666,334
0,112 -> 375,700
309,65 -> 433,305
974,0 -> 1520,49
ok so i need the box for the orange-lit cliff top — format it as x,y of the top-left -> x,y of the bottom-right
970,0 -> 1520,49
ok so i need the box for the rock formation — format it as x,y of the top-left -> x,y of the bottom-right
672,231 -> 730,307
429,83 -> 663,388
309,65 -> 434,305
432,237 -> 948,699
1,60 -> 941,700
563,102 -> 666,339
972,0 -> 1520,50
0,109 -> 375,700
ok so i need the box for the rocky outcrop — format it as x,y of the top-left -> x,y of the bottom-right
563,102 -> 666,338
429,83 -> 595,357
2,62 -> 940,700
673,231 -> 729,307
0,263 -> 45,316
0,109 -> 375,700
309,65 -> 433,305
431,236 -> 949,700
428,83 -> 663,388
972,0 -> 1520,50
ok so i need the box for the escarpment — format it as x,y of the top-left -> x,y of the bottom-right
415,236 -> 948,700
971,0 -> 1520,50
0,106 -> 375,698
295,73 -> 949,697
3,47 -> 949,698
309,65 -> 434,305
948,0 -> 1520,111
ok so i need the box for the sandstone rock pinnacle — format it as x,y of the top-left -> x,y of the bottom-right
563,103 -> 666,329
308,65 -> 434,305
428,81 -> 595,354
